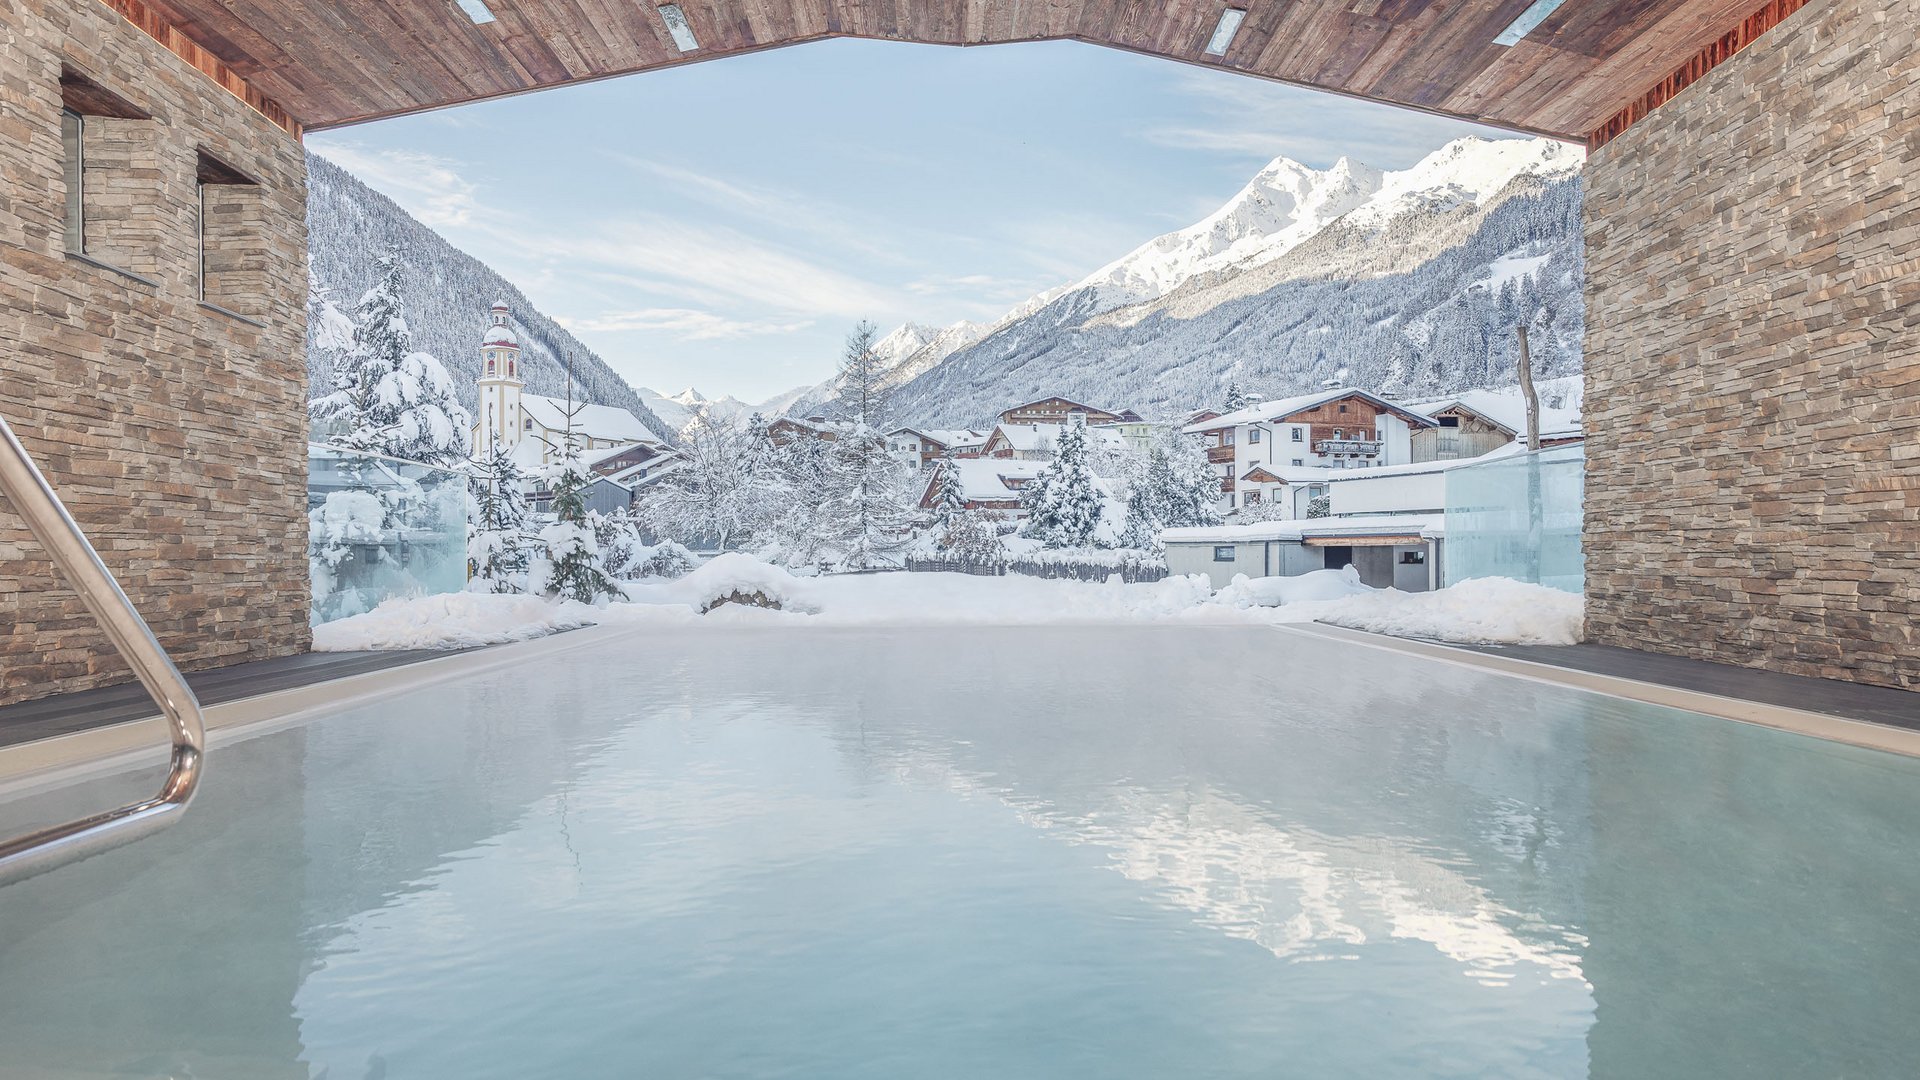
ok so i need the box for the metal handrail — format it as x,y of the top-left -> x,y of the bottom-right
0,412 -> 205,886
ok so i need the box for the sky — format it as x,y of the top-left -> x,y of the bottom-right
308,38 -> 1523,405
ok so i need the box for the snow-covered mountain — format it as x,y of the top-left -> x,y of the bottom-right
635,386 -> 761,434
305,151 -> 676,443
801,136 -> 1586,427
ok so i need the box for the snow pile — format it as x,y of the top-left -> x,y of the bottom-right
312,592 -> 598,651
1302,577 -> 1583,646
1211,567 -> 1371,608
655,553 -> 818,615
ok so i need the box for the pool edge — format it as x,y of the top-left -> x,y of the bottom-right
0,625 -> 647,793
1279,623 -> 1920,759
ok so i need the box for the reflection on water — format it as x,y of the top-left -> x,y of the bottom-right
0,625 -> 1917,1079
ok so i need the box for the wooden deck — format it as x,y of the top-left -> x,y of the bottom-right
1471,642 -> 1920,732
0,650 -> 458,750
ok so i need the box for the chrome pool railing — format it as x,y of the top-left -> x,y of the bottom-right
0,411 -> 205,886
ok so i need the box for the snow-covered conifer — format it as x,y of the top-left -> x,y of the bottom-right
1023,420 -> 1103,549
534,417 -> 617,604
309,249 -> 472,467
468,439 -> 530,592
822,323 -> 913,570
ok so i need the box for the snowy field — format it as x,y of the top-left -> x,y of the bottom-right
313,556 -> 1582,652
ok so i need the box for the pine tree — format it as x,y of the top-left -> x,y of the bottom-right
537,446 -> 617,603
1023,420 -> 1104,549
533,369 -> 617,604
1117,470 -> 1161,550
1224,381 -> 1258,412
823,323 -> 913,570
468,439 -> 530,592
932,457 -> 968,531
308,248 -> 472,467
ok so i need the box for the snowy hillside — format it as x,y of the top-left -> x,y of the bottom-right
305,151 -> 675,443
804,136 -> 1586,427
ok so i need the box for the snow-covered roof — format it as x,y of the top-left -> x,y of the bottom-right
1002,396 -> 1116,417
1406,389 -> 1582,440
989,423 -> 1128,453
1163,513 -> 1445,544
580,441 -> 673,470
1183,387 -> 1437,434
892,426 -> 987,448
937,458 -> 1048,502
483,325 -> 518,347
520,395 -> 655,444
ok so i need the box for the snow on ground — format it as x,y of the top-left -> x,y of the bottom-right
1302,577 -> 1584,646
313,564 -> 1582,652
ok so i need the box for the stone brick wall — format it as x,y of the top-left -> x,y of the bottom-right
1583,0 -> 1920,689
0,0 -> 310,706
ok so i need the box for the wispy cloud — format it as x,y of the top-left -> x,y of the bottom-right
564,308 -> 814,340
312,143 -> 490,229
1140,69 -> 1523,171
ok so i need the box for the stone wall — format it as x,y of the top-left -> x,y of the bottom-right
0,0 -> 310,705
1583,0 -> 1920,689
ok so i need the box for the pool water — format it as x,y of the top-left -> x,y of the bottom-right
1,625 -> 1916,1079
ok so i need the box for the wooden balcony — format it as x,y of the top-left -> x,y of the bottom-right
1206,445 -> 1236,464
1313,438 -> 1382,456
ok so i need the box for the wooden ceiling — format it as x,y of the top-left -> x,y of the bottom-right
120,0 -> 1796,142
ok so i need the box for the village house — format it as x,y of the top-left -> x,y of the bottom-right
886,427 -> 988,467
918,458 -> 1049,515
1162,517 -> 1444,593
470,302 -> 668,469
980,421 -> 1129,461
766,416 -> 848,447
998,396 -> 1126,427
1406,390 -> 1584,462
1183,388 -> 1438,513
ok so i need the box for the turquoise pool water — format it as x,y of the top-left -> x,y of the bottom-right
1,625 -> 1916,1079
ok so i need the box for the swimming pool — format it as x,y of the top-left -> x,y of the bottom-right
1,624 -> 1916,1078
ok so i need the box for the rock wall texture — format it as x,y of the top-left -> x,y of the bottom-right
0,0 -> 310,706
1584,0 -> 1920,689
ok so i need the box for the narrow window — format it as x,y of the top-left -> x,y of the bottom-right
1248,428 -> 1261,444
61,109 -> 84,253
1213,546 -> 1235,562
196,151 -> 262,312
1291,428 -> 1303,442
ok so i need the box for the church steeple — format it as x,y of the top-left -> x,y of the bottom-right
474,300 -> 525,456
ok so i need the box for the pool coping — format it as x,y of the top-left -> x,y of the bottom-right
1280,623 -> 1920,759
0,625 -> 641,795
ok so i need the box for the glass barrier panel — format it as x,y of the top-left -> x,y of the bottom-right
308,445 -> 470,624
1442,444 -> 1584,594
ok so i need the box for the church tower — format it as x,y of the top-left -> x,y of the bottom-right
475,300 -> 524,456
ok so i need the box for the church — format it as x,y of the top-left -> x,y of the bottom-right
468,301 -> 672,473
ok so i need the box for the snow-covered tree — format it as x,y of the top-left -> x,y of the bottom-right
759,431 -> 836,566
308,249 -> 472,467
640,412 -> 757,550
931,457 -> 967,530
1161,432 -> 1223,529
822,323 -> 913,570
1117,463 -> 1162,550
1022,420 -> 1104,549
468,439 -> 530,591
535,443 -> 617,603
943,508 -> 1007,567
1223,381 -> 1259,412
